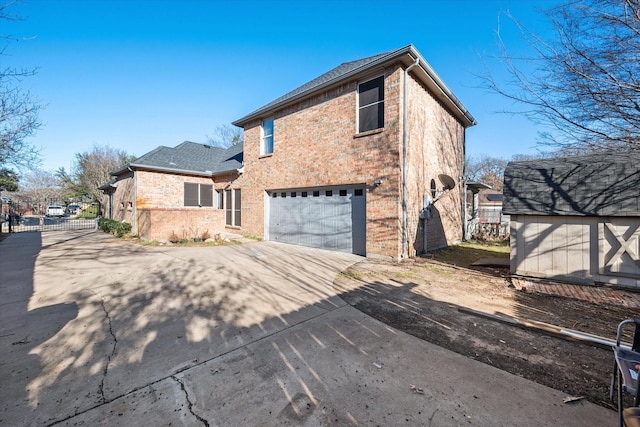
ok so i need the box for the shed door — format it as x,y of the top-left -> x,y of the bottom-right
268,187 -> 366,255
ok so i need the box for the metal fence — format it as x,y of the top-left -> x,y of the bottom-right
1,200 -> 98,234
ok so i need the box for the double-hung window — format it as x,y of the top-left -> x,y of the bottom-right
261,117 -> 274,155
184,183 -> 213,207
357,75 -> 384,133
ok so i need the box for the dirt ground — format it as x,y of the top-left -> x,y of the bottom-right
333,242 -> 640,409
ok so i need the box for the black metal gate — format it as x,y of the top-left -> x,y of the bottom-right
1,200 -> 98,234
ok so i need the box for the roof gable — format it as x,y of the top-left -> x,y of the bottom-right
503,153 -> 640,216
112,141 -> 243,176
233,44 -> 475,128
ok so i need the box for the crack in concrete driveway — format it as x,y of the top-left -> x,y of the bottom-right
98,298 -> 118,404
171,375 -> 210,427
0,230 -> 617,427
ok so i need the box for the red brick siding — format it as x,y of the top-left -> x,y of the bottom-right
239,65 -> 405,258
137,208 -> 225,241
405,73 -> 465,254
105,171 -> 135,224
105,169 -> 239,241
136,171 -> 215,209
238,63 -> 466,259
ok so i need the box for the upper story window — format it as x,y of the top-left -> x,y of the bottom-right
261,117 -> 274,155
358,75 -> 384,133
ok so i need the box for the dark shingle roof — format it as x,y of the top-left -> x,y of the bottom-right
241,50 -> 393,119
233,44 -> 475,128
503,153 -> 640,216
112,141 -> 243,176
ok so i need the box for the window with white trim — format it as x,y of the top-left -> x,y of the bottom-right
261,117 -> 274,155
184,183 -> 213,207
357,75 -> 385,133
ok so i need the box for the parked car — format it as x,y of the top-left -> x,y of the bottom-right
66,204 -> 81,215
45,205 -> 65,217
0,196 -> 11,204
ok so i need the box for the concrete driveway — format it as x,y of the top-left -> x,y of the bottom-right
1,230 -> 614,426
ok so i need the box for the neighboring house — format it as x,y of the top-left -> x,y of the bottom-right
100,141 -> 243,241
503,153 -> 640,288
465,181 -> 509,240
478,189 -> 504,224
468,189 -> 509,238
102,44 -> 475,259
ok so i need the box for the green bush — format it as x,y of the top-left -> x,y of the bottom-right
79,205 -> 99,219
98,218 -> 132,238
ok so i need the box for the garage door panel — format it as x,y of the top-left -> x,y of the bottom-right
268,187 -> 365,255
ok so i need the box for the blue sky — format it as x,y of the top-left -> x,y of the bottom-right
5,0 -> 559,172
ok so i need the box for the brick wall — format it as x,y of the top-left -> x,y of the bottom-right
138,208 -> 225,241
239,65 -> 405,259
106,169 -> 239,241
405,73 -> 465,254
137,171 -> 215,209
238,63 -> 466,259
105,171 -> 135,224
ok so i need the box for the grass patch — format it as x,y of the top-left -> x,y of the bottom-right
422,264 -> 455,279
395,267 -> 421,280
339,270 -> 362,281
138,239 -> 160,246
432,240 -> 509,267
170,238 -> 238,247
243,234 -> 262,241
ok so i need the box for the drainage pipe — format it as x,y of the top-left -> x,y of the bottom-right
402,56 -> 420,259
128,166 -> 137,235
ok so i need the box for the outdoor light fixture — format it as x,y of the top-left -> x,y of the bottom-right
373,179 -> 383,187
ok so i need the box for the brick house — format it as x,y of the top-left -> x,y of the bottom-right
100,141 -> 243,242
503,152 -> 640,288
102,44 -> 475,259
232,44 -> 475,259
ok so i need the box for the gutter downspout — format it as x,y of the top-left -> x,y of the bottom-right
108,191 -> 113,219
463,178 -> 468,241
128,166 -> 137,236
402,56 -> 420,259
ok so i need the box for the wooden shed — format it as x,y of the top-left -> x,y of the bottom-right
503,153 -> 640,289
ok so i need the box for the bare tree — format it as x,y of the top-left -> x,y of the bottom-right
18,169 -> 63,212
486,0 -> 640,151
0,1 -> 43,169
466,155 -> 509,192
58,145 -> 134,203
205,124 -> 243,148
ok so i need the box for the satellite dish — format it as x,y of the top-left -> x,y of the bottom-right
438,174 -> 456,190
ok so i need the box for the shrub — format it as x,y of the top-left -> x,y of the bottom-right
98,218 -> 132,238
79,205 -> 99,219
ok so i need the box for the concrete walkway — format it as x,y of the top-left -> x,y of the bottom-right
0,230 -> 615,426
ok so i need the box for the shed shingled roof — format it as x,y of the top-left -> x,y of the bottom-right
503,153 -> 640,216
111,141 -> 243,177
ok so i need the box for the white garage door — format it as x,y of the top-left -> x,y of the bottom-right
267,187 -> 366,255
